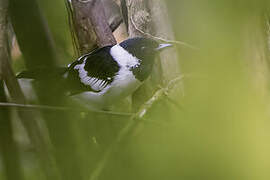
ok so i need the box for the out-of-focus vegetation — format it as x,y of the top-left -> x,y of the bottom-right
1,0 -> 270,180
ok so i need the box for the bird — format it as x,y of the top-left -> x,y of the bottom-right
17,37 -> 172,109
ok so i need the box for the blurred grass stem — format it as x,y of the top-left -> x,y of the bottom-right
89,75 -> 183,180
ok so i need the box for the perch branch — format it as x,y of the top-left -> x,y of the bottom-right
0,102 -> 168,126
135,75 -> 184,118
89,76 -> 184,180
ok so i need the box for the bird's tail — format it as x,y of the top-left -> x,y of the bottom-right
16,67 -> 68,80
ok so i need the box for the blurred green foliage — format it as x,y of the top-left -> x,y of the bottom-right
2,0 -> 270,180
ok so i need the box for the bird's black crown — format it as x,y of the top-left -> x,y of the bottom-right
119,37 -> 160,60
120,37 -> 160,81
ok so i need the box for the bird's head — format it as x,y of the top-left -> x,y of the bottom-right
119,37 -> 172,81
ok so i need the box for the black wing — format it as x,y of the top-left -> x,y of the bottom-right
66,46 -> 120,94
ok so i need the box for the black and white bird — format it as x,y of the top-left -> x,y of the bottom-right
17,37 -> 172,109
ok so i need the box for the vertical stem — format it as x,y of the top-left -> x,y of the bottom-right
148,0 -> 181,81
126,0 -> 152,37
69,0 -> 97,54
9,0 -> 57,69
71,0 -> 117,54
8,0 -> 83,180
0,5 -> 23,179
0,82 -> 24,180
124,0 -> 181,110
125,0 -> 162,110
0,1 -> 61,180
87,0 -> 117,47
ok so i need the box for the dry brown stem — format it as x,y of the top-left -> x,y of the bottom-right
71,0 -> 117,54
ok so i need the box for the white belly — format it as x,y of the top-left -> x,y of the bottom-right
71,70 -> 142,109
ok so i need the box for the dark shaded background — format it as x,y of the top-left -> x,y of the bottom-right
1,0 -> 270,180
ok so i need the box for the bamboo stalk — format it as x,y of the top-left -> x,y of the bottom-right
0,0 -> 61,179
0,2 -> 24,180
8,0 -> 87,179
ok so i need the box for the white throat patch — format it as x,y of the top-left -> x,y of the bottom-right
110,45 -> 140,69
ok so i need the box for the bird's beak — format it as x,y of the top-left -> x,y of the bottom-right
156,43 -> 172,51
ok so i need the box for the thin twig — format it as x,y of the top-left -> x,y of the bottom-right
0,102 -> 134,116
136,75 -> 184,118
0,103 -> 174,126
89,75 -> 183,180
130,14 -> 199,50
78,0 -> 91,3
